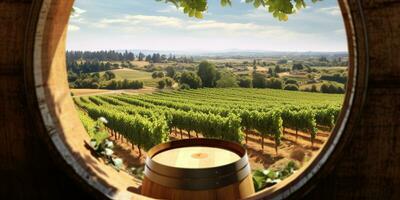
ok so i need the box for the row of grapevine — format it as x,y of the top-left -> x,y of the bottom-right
118,94 -> 326,147
85,95 -> 244,143
75,88 -> 343,154
76,108 -> 109,144
75,98 -> 169,155
113,95 -> 285,150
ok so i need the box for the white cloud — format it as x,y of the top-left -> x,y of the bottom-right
72,7 -> 86,18
68,24 -> 80,32
94,14 -> 293,37
96,15 -> 183,28
317,6 -> 341,16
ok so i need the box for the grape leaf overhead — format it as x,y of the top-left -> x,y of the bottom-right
156,0 -> 321,21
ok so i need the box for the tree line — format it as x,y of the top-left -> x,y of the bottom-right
67,50 -> 194,64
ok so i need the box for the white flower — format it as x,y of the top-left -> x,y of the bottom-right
99,117 -> 108,124
105,140 -> 114,149
112,158 -> 123,168
90,140 -> 97,148
104,148 -> 114,156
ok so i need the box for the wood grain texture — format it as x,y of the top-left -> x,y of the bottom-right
0,1 -> 91,200
142,174 -> 255,200
298,1 -> 400,199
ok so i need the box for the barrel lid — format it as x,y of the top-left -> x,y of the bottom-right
152,146 -> 241,169
144,138 -> 251,190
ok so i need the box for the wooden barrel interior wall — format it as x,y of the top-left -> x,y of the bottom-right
0,0 -> 399,199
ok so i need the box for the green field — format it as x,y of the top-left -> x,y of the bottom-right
99,68 -> 160,87
99,68 -> 152,80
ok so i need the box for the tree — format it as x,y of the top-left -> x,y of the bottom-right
320,83 -> 345,94
157,71 -> 165,78
267,68 -> 275,77
180,71 -> 202,89
158,79 -> 166,89
152,71 -> 164,79
277,59 -> 288,64
138,52 -> 145,61
253,72 -> 267,88
197,61 -> 217,88
145,55 -> 152,62
311,84 -> 318,92
292,63 -> 304,71
238,77 -> 253,88
173,72 -> 182,82
284,84 -> 299,91
165,66 -> 176,78
158,0 -> 319,21
274,65 -> 282,73
152,71 -> 158,79
165,77 -> 174,87
216,71 -> 239,88
179,83 -> 191,90
285,79 -> 298,86
103,71 -> 116,81
266,78 -> 284,89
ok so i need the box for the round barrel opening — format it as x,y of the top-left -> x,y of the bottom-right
142,138 -> 255,199
31,0 -> 359,199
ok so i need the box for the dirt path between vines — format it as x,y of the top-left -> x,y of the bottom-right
109,128 -> 330,171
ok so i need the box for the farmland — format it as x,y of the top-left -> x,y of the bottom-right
68,50 -> 348,190
75,88 -> 343,177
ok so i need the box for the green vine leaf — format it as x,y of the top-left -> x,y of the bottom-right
156,0 -> 321,21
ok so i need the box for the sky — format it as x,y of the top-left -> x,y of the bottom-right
67,0 -> 347,52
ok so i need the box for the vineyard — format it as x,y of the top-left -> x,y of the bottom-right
75,88 -> 343,161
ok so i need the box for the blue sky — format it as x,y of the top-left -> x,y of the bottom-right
67,0 -> 347,52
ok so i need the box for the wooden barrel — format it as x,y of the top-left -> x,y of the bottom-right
141,139 -> 255,200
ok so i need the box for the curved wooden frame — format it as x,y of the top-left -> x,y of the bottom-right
26,0 -> 368,199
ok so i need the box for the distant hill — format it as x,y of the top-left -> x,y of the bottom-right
114,49 -> 348,59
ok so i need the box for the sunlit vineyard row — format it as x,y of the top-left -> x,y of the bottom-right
75,88 -> 344,154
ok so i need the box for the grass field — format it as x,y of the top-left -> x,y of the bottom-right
99,68 -> 152,80
98,68 -> 161,87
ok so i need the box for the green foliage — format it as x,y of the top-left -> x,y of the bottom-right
320,73 -> 347,84
165,66 -> 176,78
103,71 -> 116,81
157,0 -> 320,21
180,71 -> 202,89
158,79 -> 166,89
77,110 -> 109,144
252,72 -> 267,88
165,77 -> 174,87
197,61 -> 217,87
292,63 -> 304,71
75,88 -> 343,154
238,77 -> 253,88
284,84 -> 299,91
315,106 -> 340,129
76,98 -> 169,151
281,108 -> 318,145
320,83 -> 345,94
152,71 -> 165,79
104,79 -> 144,90
216,71 -> 239,88
252,161 -> 298,191
179,83 -> 191,90
266,78 -> 284,89
285,79 -> 298,86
